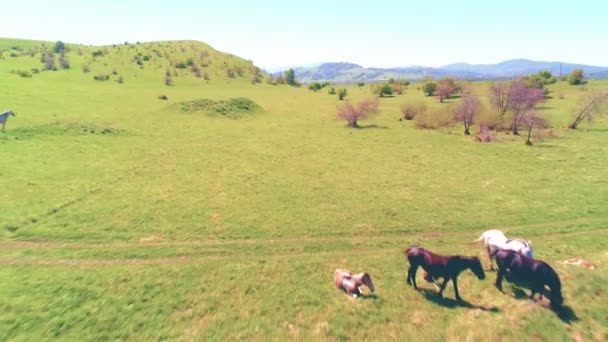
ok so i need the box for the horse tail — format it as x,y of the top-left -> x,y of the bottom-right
470,233 -> 484,244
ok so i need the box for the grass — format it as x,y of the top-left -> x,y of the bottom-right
1,37 -> 607,340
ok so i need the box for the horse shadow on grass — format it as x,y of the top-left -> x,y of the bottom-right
419,288 -> 500,313
507,284 -> 578,324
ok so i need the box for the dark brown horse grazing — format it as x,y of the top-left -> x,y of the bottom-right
492,248 -> 563,309
406,246 -> 485,301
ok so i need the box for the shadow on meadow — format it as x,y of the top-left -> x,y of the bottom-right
356,124 -> 389,130
506,283 -> 578,324
419,288 -> 500,312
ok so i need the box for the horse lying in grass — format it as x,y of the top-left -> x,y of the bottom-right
472,229 -> 533,270
334,269 -> 375,298
406,246 -> 485,301
492,248 -> 563,310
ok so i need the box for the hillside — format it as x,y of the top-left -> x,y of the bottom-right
0,38 -> 265,85
287,59 -> 608,84
1,36 -> 608,341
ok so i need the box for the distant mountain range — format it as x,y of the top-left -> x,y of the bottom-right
279,59 -> 608,84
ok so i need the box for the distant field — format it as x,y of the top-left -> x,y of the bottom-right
1,38 -> 607,341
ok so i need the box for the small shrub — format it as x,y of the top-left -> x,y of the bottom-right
82,64 -> 91,73
328,87 -> 336,95
165,71 -> 173,86
158,95 -> 168,100
59,56 -> 70,69
400,102 -> 427,120
190,64 -> 202,78
338,88 -> 348,100
11,69 -> 32,78
143,55 -> 151,61
43,53 -> 56,70
175,61 -> 188,69
337,98 -> 379,127
117,76 -> 124,84
31,68 -> 40,74
357,82 -> 365,87
236,67 -> 244,77
226,68 -> 236,78
203,72 -> 210,81
414,108 -> 453,129
92,50 -> 104,57
94,74 -> 110,81
112,69 -> 118,75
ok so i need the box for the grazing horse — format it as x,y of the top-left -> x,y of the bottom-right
471,229 -> 533,270
0,110 -> 16,130
492,248 -> 563,309
334,269 -> 375,298
406,246 -> 485,301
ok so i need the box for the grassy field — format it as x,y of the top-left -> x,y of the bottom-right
1,38 -> 607,341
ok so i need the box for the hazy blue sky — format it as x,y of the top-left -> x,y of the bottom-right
4,0 -> 607,68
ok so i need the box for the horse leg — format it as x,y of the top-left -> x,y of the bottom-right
452,277 -> 462,301
407,265 -> 418,289
437,278 -> 449,298
495,269 -> 504,292
487,246 -> 495,271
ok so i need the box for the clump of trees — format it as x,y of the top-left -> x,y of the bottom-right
308,81 -> 331,92
569,90 -> 608,129
372,83 -> 393,97
489,78 -> 545,135
568,69 -> 584,85
337,99 -> 379,127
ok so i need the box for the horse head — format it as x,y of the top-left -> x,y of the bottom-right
358,273 -> 375,293
470,257 -> 486,280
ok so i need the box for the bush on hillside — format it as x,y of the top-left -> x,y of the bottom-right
11,69 -> 32,78
400,102 -> 427,120
414,108 -> 453,129
179,97 -> 262,119
94,74 -> 110,81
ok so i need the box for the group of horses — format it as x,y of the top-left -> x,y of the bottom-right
336,229 -> 564,310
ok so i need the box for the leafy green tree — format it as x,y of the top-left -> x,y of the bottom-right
568,69 -> 584,85
422,79 -> 437,96
373,83 -> 393,97
308,82 -> 322,92
53,41 -> 65,53
338,88 -> 348,100
284,68 -> 299,86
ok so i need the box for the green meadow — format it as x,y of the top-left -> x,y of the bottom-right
1,38 -> 607,341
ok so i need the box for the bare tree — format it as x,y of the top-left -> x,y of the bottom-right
569,90 -> 608,129
520,110 -> 548,145
489,81 -> 512,118
453,87 -> 481,135
508,79 -> 544,135
337,99 -> 379,128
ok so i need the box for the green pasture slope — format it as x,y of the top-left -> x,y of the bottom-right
1,38 -> 607,341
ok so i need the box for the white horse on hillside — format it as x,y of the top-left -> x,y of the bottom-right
471,229 -> 533,270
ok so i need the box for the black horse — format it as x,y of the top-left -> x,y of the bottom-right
492,248 -> 563,309
406,246 -> 486,301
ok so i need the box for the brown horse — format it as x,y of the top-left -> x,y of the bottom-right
406,246 -> 485,301
492,248 -> 563,309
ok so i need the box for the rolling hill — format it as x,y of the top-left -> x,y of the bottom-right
0,38 -> 265,86
285,59 -> 608,84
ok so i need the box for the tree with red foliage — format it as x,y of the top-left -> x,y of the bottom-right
436,78 -> 457,102
508,79 -> 545,135
453,86 -> 481,135
337,99 -> 379,128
